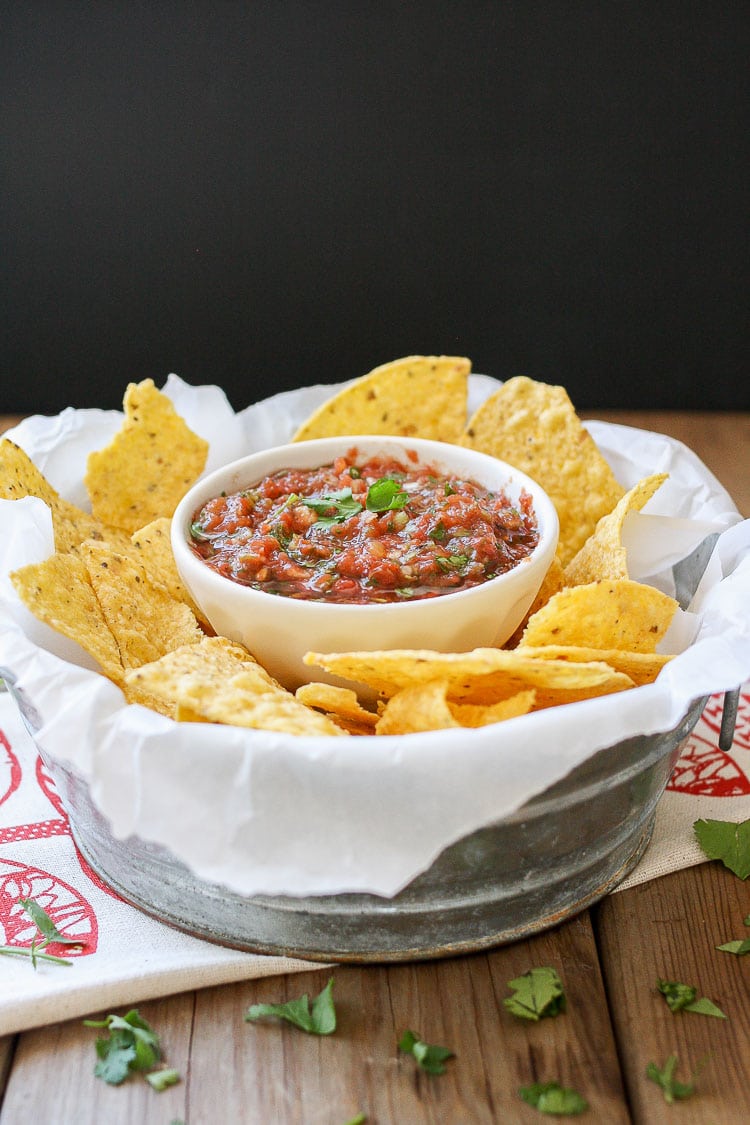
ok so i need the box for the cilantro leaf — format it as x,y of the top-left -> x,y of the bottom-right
504,967 -> 567,1021
398,1029 -> 454,1075
145,1067 -> 181,1091
656,979 -> 727,1019
366,477 -> 408,513
655,979 -> 696,1012
0,898 -> 85,968
519,1082 -> 588,1115
717,938 -> 750,955
244,977 -> 336,1035
693,817 -> 750,879
18,898 -> 82,946
83,1009 -> 162,1085
300,489 -> 363,526
646,1055 -> 699,1104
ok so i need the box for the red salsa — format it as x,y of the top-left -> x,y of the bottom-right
189,449 -> 539,604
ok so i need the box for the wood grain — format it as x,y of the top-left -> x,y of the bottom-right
597,863 -> 750,1123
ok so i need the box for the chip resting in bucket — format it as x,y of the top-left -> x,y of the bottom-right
519,578 -> 678,653
304,647 -> 634,709
125,637 -> 345,737
85,378 -> 209,533
291,355 -> 471,443
459,376 -> 625,565
375,680 -> 536,735
564,473 -> 668,585
0,438 -> 131,555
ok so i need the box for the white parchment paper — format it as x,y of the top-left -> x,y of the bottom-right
1,375 -> 749,897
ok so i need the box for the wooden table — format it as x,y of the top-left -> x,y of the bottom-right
1,410 -> 749,1123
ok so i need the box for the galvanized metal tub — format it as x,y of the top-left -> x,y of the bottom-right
5,679 -> 706,961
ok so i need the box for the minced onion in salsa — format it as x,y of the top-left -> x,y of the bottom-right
189,448 -> 539,604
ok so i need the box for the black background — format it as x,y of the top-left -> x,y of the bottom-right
2,2 -> 748,416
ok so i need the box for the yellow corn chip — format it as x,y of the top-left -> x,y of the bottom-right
304,647 -> 633,708
459,377 -> 624,565
125,640 -> 345,736
81,540 -> 204,669
0,438 -> 131,554
564,473 -> 668,585
295,682 -> 378,729
10,553 -> 124,681
130,516 -> 211,629
85,379 -> 208,533
517,644 -> 672,686
520,578 -> 678,654
291,355 -> 470,443
376,680 -> 536,735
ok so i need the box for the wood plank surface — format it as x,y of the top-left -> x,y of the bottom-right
1,914 -> 630,1123
598,863 -> 750,1123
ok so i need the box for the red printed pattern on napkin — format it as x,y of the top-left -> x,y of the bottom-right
0,722 -> 124,956
667,690 -> 750,797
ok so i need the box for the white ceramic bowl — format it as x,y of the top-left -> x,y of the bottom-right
171,436 -> 559,690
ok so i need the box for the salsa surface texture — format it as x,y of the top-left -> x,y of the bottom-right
189,448 -> 539,603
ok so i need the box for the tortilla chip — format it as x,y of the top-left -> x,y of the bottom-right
520,578 -> 678,654
459,377 -> 624,565
295,682 -> 378,729
291,355 -> 471,443
304,647 -> 633,708
0,438 -> 132,554
375,680 -> 536,735
80,540 -> 204,669
85,379 -> 209,533
129,516 -> 211,629
517,644 -> 672,686
10,553 -> 124,681
564,473 -> 668,585
125,639 -> 345,736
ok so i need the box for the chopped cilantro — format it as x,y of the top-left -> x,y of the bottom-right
300,490 -> 363,526
656,978 -> 727,1019
693,817 -> 750,878
366,477 -> 408,512
428,521 -> 448,542
646,1054 -> 700,1104
398,1029 -> 454,1075
145,1067 -> 181,1092
519,1082 -> 588,1115
435,554 -> 469,571
504,967 -> 567,1021
717,937 -> 750,955
244,977 -> 336,1035
83,1009 -> 166,1086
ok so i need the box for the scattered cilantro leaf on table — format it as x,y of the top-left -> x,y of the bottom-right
656,978 -> 727,1019
717,912 -> 750,954
519,1082 -> 588,1115
83,1009 -> 177,1088
145,1067 -> 181,1091
693,817 -> 750,879
504,967 -> 566,1021
717,937 -> 750,955
0,897 -> 85,968
398,1029 -> 454,1075
646,1054 -> 701,1104
244,977 -> 336,1035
